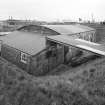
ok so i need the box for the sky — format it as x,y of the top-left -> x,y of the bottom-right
0,0 -> 104,22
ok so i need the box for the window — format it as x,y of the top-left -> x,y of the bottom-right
21,52 -> 28,63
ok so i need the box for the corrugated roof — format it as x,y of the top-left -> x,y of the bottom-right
47,35 -> 105,56
43,24 -> 95,35
2,31 -> 46,55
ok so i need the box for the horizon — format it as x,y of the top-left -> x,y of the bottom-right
0,0 -> 104,22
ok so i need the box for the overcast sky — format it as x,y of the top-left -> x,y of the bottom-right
0,0 -> 104,21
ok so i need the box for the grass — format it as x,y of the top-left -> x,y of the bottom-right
0,23 -> 105,105
0,56 -> 105,105
0,57 -> 97,105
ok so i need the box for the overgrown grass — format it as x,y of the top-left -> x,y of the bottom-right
0,57 -> 105,105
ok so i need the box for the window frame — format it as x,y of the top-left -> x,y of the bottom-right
20,52 -> 28,63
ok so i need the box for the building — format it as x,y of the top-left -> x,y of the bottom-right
43,24 -> 96,42
2,19 -> 47,27
0,24 -> 96,75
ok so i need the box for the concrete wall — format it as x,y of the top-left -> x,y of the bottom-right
95,28 -> 105,43
46,31 -> 95,64
71,31 -> 96,42
64,31 -> 96,63
81,23 -> 105,43
29,45 -> 64,76
29,49 -> 49,76
1,44 -> 30,72
1,43 -> 64,76
1,30 -> 95,75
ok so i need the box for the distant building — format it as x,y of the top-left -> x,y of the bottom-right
2,19 -> 47,27
2,19 -> 32,26
0,24 -> 96,75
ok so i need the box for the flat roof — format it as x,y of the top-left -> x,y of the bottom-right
47,35 -> 105,56
1,31 -> 46,55
43,24 -> 95,35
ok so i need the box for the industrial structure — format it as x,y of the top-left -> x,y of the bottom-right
0,24 -> 96,75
